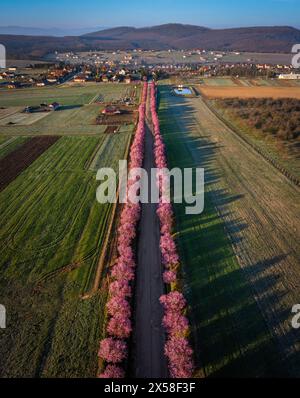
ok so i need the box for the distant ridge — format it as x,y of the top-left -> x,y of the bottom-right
84,24 -> 211,39
0,25 -> 107,37
1,23 -> 300,59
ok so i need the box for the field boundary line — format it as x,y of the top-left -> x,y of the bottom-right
0,136 -> 18,150
202,97 -> 300,187
83,134 -> 133,298
0,109 -> 20,121
84,136 -> 106,170
89,93 -> 100,105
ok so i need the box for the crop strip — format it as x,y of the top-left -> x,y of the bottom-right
0,136 -> 60,192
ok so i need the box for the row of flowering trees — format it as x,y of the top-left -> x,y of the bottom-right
149,82 -> 194,378
98,82 -> 148,378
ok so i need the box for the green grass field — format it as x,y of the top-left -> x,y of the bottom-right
0,136 -> 30,159
0,130 -> 132,377
0,136 -> 9,145
203,77 -> 238,87
0,84 -> 135,107
0,84 -> 140,136
158,86 -> 283,377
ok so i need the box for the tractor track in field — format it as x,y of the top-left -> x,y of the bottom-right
164,89 -> 300,375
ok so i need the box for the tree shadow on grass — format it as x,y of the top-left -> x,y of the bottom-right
158,85 -> 296,377
56,105 -> 82,111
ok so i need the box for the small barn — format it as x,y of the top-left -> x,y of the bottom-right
101,106 -> 121,115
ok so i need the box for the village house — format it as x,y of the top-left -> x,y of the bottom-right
102,105 -> 121,115
278,73 -> 300,80
49,102 -> 60,111
256,64 -> 271,70
101,75 -> 109,83
3,71 -> 15,78
73,75 -> 86,83
49,69 -> 65,78
47,78 -> 58,84
25,102 -> 61,113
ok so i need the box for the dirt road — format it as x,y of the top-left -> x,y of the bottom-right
132,93 -> 168,378
162,87 -> 300,375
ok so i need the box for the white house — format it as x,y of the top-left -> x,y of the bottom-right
278,73 -> 300,80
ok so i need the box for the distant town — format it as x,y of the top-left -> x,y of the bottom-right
1,49 -> 300,90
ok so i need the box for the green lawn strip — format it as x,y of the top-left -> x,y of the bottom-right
158,86 -> 283,377
40,282 -> 108,378
0,136 -> 29,159
0,84 -> 140,108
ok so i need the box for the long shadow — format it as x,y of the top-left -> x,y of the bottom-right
56,105 -> 82,111
158,85 -> 296,377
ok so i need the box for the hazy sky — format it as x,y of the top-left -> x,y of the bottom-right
0,0 -> 299,29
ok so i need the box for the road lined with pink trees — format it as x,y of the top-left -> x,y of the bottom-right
98,82 -> 194,379
98,82 -> 148,378
149,82 -> 194,378
132,85 -> 168,378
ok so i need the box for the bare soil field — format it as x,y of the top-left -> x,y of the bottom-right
199,86 -> 300,99
96,108 -> 137,126
0,136 -> 60,191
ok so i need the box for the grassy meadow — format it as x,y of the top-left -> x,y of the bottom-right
158,85 -> 285,377
0,83 -> 136,377
0,84 -> 139,136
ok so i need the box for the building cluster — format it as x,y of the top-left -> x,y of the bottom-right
24,102 -> 61,113
72,66 -> 134,84
1,50 -> 299,89
0,64 -> 77,89
194,63 -> 298,78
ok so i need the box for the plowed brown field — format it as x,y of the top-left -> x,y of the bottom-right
199,86 -> 300,99
0,136 -> 60,191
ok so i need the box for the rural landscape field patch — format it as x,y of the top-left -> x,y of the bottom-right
157,85 -> 300,377
0,107 -> 134,376
199,86 -> 300,99
0,10 -> 300,379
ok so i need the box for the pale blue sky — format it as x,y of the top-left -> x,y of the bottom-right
0,0 -> 299,29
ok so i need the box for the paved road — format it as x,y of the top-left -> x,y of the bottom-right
132,94 -> 168,378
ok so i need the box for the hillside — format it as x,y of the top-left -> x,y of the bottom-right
1,23 -> 300,59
